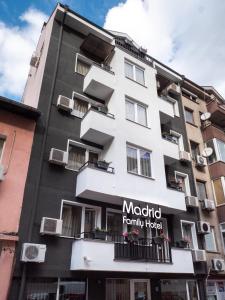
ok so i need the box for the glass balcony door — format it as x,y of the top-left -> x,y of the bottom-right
130,279 -> 151,300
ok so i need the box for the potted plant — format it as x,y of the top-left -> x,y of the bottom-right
96,160 -> 110,170
123,228 -> 140,243
153,231 -> 170,244
93,228 -> 108,240
179,236 -> 190,248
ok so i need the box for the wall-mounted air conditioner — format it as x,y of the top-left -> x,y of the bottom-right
185,196 -> 199,208
179,151 -> 191,162
49,148 -> 68,166
212,258 -> 225,272
57,95 -> 74,112
196,155 -> 207,167
197,221 -> 210,234
0,164 -> 5,181
21,243 -> 46,263
192,249 -> 206,262
202,199 -> 215,212
167,83 -> 181,95
40,217 -> 62,235
30,53 -> 40,68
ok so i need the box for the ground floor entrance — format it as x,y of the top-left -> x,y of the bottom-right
207,280 -> 225,300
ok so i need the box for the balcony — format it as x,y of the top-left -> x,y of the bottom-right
80,109 -> 115,146
75,161 -> 116,203
207,99 -> 225,127
83,64 -> 115,101
70,236 -> 194,273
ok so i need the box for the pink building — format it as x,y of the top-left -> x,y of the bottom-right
0,96 -> 40,300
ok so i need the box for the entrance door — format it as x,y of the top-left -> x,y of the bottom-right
130,279 -> 151,300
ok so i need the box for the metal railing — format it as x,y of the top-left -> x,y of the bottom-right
79,161 -> 115,173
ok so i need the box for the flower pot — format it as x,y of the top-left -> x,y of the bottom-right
93,231 -> 107,240
96,161 -> 110,170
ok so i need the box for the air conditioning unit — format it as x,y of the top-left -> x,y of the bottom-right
0,164 -> 5,181
167,83 -> 181,95
196,155 -> 207,167
179,151 -> 191,162
212,258 -> 225,272
21,243 -> 46,263
139,47 -> 147,54
40,217 -> 62,235
202,199 -> 215,212
185,196 -> 199,208
192,249 -> 206,262
197,221 -> 210,234
57,95 -> 74,112
30,53 -> 40,68
49,148 -> 68,166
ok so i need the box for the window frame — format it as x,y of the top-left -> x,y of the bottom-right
125,97 -> 148,127
196,180 -> 207,200
204,226 -> 217,252
181,220 -> 198,249
0,136 -> 6,163
74,53 -> 92,75
175,171 -> 191,196
126,144 -> 152,178
124,60 -> 145,85
220,223 -> 225,253
60,200 -> 101,238
184,107 -> 195,124
212,177 -> 225,206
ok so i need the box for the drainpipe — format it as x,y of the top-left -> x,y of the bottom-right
17,5 -> 68,300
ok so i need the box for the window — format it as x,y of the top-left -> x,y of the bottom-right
206,140 -> 217,164
125,60 -> 145,85
175,172 -> 191,196
217,139 -> 225,162
0,137 -> 5,161
106,210 -> 123,234
67,144 -> 99,171
76,59 -> 90,76
161,280 -> 199,300
190,141 -> 200,160
220,223 -> 225,252
61,202 -> 101,237
204,227 -> 217,252
73,99 -> 89,118
206,139 -> 225,163
212,177 -> 225,206
181,221 -> 198,249
196,180 -> 207,200
185,108 -> 194,124
127,145 -> 152,177
125,98 -> 147,126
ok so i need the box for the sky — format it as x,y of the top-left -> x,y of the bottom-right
0,0 -> 225,101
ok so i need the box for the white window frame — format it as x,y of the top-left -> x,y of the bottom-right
170,130 -> 184,151
125,97 -> 148,127
212,176 -> 225,207
124,60 -> 145,85
66,140 -> 101,171
0,136 -> 6,163
175,171 -> 191,196
181,220 -> 198,249
186,280 -> 200,300
204,226 -> 217,252
127,144 -> 152,178
60,200 -> 101,238
220,223 -> 225,254
75,53 -> 92,74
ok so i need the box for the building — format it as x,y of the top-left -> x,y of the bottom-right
9,3 -> 225,300
0,96 -> 40,300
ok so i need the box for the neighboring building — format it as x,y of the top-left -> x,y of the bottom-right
0,96 -> 40,300
8,3 -> 224,300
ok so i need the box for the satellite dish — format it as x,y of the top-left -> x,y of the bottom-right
202,147 -> 213,158
201,112 -> 211,121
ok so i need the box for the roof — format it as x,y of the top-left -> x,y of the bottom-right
0,96 -> 41,120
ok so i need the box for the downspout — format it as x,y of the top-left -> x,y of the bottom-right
17,6 -> 68,300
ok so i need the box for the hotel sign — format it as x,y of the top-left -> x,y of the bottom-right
122,200 -> 163,229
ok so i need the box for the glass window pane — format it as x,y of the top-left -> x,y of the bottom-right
185,109 -> 194,123
161,279 -> 188,300
196,181 -> 207,200
77,60 -> 90,75
182,223 -> 194,249
206,140 -> 217,164
68,145 -> 85,170
106,279 -> 130,300
127,146 -> 138,173
187,281 -> 199,300
73,99 -> 88,118
137,104 -> 147,126
213,178 -> 225,205
125,61 -> 133,79
205,228 -> 217,251
125,100 -> 135,121
84,208 -> 96,233
59,281 -> 86,300
26,281 -> 58,300
217,140 -> 225,162
135,67 -> 145,85
62,204 -> 82,237
134,281 -> 148,300
0,138 -> 5,160
89,151 -> 98,164
107,211 -> 123,234
140,149 -> 151,177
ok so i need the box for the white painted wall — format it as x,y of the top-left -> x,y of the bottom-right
70,239 -> 194,274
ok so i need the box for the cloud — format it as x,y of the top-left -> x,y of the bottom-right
104,0 -> 225,97
0,8 -> 47,100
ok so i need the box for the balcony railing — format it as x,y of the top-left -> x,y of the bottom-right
79,160 -> 114,173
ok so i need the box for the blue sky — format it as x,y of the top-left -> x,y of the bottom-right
0,0 -> 224,101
